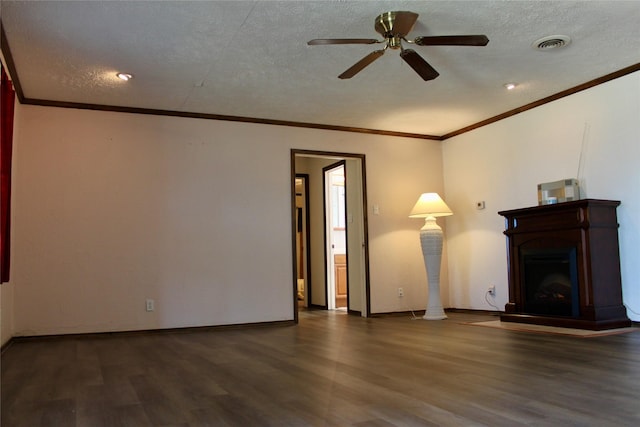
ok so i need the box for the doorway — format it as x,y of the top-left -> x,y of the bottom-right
324,162 -> 347,310
291,150 -> 370,321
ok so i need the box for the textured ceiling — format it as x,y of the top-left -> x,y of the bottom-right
1,1 -> 639,137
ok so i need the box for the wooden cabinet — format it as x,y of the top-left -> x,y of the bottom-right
498,199 -> 630,330
334,254 -> 347,308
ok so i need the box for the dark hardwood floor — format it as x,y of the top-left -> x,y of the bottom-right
2,310 -> 640,426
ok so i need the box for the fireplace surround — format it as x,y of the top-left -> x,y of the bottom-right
499,199 -> 630,330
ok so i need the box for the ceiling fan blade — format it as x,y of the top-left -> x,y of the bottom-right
308,38 -> 379,45
413,35 -> 489,46
400,49 -> 439,81
338,50 -> 385,79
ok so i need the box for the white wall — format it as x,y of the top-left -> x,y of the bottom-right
366,138 -> 449,314
443,71 -> 640,320
1,282 -> 14,346
9,104 -> 444,336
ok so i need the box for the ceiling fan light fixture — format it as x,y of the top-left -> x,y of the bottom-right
532,35 -> 571,50
116,72 -> 133,81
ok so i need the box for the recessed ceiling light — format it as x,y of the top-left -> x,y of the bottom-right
504,83 -> 517,90
116,72 -> 133,81
532,35 -> 571,50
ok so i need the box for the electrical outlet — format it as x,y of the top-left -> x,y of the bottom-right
398,287 -> 404,297
146,299 -> 155,312
488,285 -> 496,296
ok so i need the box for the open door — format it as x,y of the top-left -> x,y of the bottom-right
324,162 -> 347,310
343,157 -> 367,316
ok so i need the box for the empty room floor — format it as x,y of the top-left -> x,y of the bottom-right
2,310 -> 640,426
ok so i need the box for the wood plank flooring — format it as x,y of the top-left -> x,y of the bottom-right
2,310 -> 640,426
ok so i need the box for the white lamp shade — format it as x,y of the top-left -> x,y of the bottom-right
409,193 -> 453,218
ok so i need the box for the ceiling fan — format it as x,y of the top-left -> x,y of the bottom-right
308,11 -> 489,81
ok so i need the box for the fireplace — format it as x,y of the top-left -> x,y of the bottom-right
522,248 -> 578,317
499,199 -> 630,330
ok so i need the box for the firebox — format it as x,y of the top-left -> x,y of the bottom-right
521,248 -> 578,317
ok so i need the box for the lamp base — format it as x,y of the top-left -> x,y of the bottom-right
419,216 -> 447,321
423,310 -> 447,320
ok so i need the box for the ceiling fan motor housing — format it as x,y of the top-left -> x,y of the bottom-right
375,11 -> 418,38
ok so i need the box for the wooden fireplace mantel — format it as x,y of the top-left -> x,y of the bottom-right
498,199 -> 631,330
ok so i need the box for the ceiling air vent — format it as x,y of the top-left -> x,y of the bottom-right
532,35 -> 571,50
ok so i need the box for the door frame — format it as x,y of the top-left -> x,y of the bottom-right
290,149 -> 371,322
